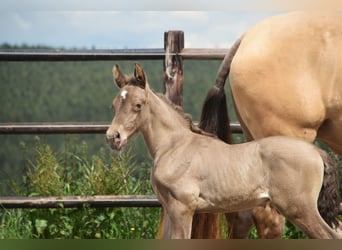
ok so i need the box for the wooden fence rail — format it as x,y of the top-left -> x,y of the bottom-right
0,48 -> 228,61
0,195 -> 160,209
0,122 -> 242,134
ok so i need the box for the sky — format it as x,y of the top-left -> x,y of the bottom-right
0,1 -> 340,49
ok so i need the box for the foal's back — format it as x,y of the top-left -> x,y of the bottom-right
182,134 -> 322,208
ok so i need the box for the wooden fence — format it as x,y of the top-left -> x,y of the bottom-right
0,31 -> 241,209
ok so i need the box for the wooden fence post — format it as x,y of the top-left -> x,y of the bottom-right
163,31 -> 184,107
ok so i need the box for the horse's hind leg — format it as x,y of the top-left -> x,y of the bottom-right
192,213 -> 221,238
225,205 -> 284,239
252,205 -> 285,239
226,210 -> 254,238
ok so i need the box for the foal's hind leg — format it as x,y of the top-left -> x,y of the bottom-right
282,205 -> 342,239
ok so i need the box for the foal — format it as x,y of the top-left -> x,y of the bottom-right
106,63 -> 341,239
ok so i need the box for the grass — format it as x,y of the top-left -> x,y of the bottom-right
0,136 -> 160,239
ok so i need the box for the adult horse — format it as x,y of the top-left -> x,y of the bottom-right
106,62 -> 341,239
199,11 -> 342,238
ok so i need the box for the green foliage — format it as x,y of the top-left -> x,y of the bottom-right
0,137 -> 159,239
26,138 -> 64,196
283,221 -> 307,239
0,209 -> 33,239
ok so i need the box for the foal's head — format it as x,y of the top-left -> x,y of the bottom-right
106,63 -> 149,151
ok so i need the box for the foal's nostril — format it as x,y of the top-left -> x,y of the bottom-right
114,131 -> 120,139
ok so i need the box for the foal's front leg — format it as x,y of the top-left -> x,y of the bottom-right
166,199 -> 195,239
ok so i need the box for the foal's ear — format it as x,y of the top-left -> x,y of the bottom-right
134,63 -> 146,89
113,64 -> 126,88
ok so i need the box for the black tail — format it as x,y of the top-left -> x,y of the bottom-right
198,37 -> 242,143
317,149 -> 341,228
199,85 -> 231,143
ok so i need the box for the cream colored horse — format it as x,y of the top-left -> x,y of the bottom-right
106,63 -> 341,239
199,11 -> 342,238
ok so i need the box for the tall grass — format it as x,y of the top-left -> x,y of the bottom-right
0,136 -> 160,239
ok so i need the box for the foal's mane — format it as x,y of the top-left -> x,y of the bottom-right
156,93 -> 216,138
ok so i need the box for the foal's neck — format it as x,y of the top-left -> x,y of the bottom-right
140,89 -> 190,159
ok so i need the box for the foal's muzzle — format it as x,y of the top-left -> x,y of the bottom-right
106,131 -> 127,151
